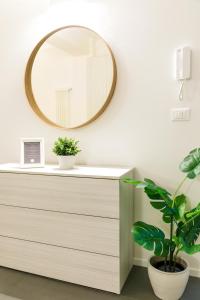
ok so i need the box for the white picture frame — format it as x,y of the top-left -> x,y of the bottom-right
20,138 -> 45,168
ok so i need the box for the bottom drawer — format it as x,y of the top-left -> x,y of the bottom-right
0,236 -> 120,294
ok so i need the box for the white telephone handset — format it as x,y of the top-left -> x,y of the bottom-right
175,47 -> 191,101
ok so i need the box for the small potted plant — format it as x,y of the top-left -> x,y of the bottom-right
125,148 -> 200,300
52,137 -> 81,169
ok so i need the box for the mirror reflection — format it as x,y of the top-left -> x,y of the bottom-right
28,26 -> 116,129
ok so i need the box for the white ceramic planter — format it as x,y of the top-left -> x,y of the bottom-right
57,155 -> 76,170
148,256 -> 189,300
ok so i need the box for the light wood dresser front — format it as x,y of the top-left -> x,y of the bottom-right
0,164 -> 133,294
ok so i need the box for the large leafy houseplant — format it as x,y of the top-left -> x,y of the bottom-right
125,148 -> 200,271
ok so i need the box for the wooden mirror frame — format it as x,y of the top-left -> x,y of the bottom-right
25,25 -> 117,129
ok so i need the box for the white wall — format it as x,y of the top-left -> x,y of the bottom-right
0,0 -> 200,276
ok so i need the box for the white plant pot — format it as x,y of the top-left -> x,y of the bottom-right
148,256 -> 189,300
57,155 -> 76,170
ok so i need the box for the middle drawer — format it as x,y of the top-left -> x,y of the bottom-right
0,205 -> 119,257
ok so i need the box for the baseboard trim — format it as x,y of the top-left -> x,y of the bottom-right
133,257 -> 147,268
133,257 -> 200,278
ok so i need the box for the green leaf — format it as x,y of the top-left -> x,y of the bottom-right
162,214 -> 172,223
179,148 -> 200,179
132,221 -> 171,257
123,179 -> 146,187
176,203 -> 200,255
181,243 -> 200,255
185,203 -> 200,219
143,178 -> 171,199
174,194 -> 186,219
125,177 -> 178,223
143,179 -> 178,223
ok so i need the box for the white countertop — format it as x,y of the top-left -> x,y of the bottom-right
0,164 -> 133,179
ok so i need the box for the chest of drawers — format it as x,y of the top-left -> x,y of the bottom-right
0,164 -> 133,294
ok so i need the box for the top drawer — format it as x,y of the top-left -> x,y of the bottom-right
0,173 -> 119,218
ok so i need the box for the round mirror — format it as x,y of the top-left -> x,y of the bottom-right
25,26 -> 117,129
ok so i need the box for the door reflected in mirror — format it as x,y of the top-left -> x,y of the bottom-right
25,26 -> 117,129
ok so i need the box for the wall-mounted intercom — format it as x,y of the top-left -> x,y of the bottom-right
175,46 -> 191,101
